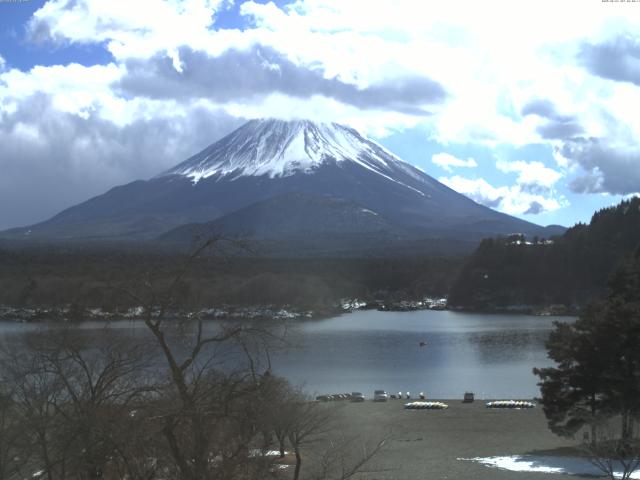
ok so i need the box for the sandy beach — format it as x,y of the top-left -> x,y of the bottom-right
326,399 -> 591,480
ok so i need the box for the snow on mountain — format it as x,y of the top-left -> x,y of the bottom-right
161,119 -> 426,196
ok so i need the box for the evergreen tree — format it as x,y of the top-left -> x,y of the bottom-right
534,247 -> 640,447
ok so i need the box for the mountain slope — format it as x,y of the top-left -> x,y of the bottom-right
158,192 -> 458,256
2,119 -> 558,249
161,192 -> 398,238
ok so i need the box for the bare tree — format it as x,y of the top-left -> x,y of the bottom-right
276,393 -> 389,480
3,338 -> 68,480
121,237 -> 290,480
583,416 -> 640,480
310,433 -> 387,480
0,236 -> 387,480
258,375 -> 297,459
0,385 -> 26,480
1,328 -> 152,480
286,399 -> 335,480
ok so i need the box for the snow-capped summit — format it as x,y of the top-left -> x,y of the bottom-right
2,118 -> 562,254
162,119 -> 421,191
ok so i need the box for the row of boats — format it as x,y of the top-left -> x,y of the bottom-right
404,400 -> 536,410
404,401 -> 449,410
485,400 -> 536,409
315,392 -> 535,409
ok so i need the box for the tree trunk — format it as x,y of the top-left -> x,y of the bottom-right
591,393 -> 597,447
39,433 -> 54,480
293,446 -> 302,480
621,411 -> 631,447
261,430 -> 271,451
275,431 -> 286,458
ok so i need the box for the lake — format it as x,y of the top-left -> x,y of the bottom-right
272,309 -> 566,399
0,309 -> 567,400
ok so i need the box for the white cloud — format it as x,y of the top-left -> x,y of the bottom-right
2,0 -> 640,229
236,0 -> 640,142
221,93 -> 424,137
237,0 -> 640,192
495,159 -> 562,189
0,63 -> 124,120
29,0 -> 229,59
431,152 -> 477,172
440,175 -> 566,216
24,0 -> 640,152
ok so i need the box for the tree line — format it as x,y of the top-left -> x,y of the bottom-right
449,197 -> 640,311
0,241 -> 462,313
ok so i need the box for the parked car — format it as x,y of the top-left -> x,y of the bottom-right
373,389 -> 389,402
463,392 -> 475,403
351,392 -> 365,402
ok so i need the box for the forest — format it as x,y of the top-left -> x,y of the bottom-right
0,240 -> 462,315
449,197 -> 640,312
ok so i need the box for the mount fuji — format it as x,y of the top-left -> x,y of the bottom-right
2,119 -> 563,255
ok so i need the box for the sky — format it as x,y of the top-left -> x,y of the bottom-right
1,0 -> 640,231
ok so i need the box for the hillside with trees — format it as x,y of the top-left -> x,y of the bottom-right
448,197 -> 640,312
0,241 -> 462,315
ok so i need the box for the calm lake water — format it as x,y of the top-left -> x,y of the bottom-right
274,310 -> 565,399
0,309 -> 569,400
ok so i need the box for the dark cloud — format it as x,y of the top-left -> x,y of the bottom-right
580,35 -> 640,86
521,99 -> 574,123
521,99 -> 583,140
519,183 -> 551,196
537,121 -> 583,140
568,173 -> 603,194
523,98 -> 639,195
524,201 -> 544,215
560,137 -> 640,195
117,46 -> 447,115
474,195 -> 503,209
522,99 -> 561,120
0,93 -> 243,230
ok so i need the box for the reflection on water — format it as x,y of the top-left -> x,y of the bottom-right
467,330 -> 551,363
0,310 -> 570,400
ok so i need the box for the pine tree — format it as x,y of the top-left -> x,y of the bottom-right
534,247 -> 640,453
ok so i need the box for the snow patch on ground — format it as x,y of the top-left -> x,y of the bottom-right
459,455 -> 640,478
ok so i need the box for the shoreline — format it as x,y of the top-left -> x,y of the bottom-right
328,400 -> 589,480
0,298 -> 578,324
